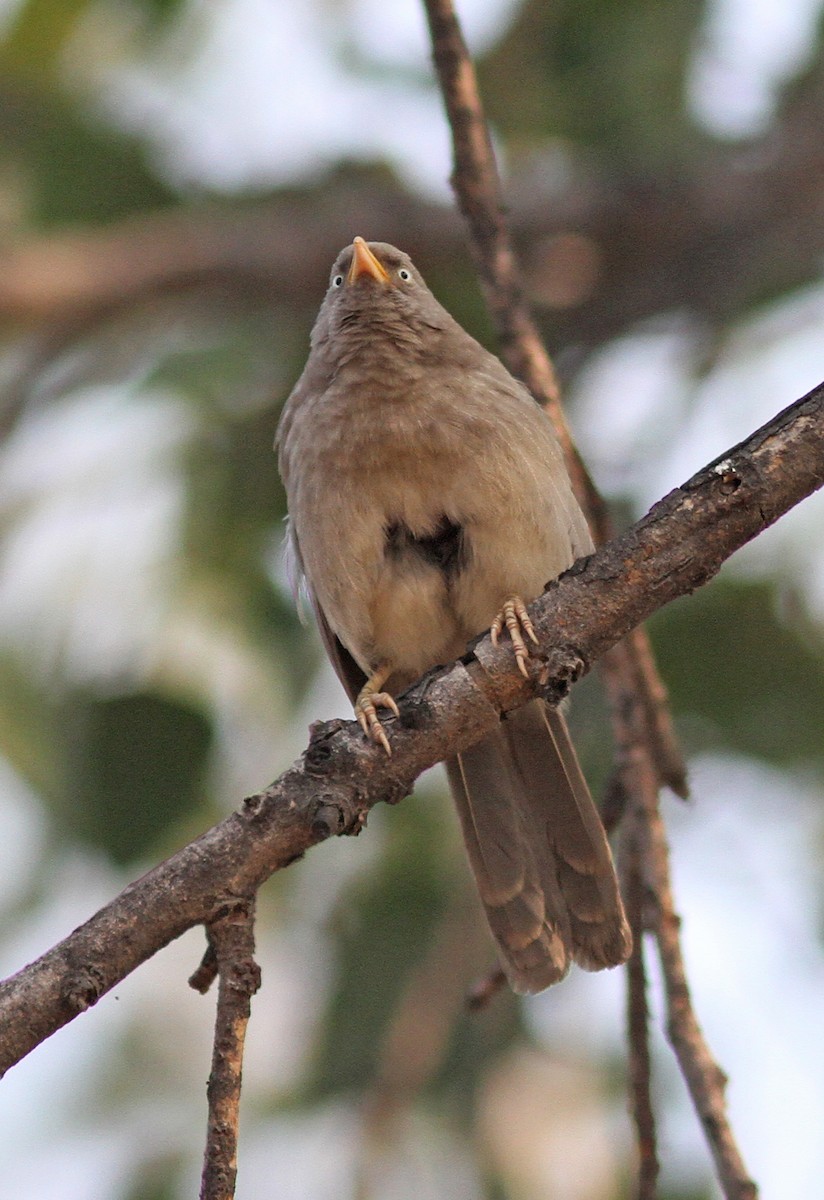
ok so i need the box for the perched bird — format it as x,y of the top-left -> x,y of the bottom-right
277,237 -> 631,993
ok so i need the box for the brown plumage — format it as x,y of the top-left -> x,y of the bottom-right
277,237 -> 631,993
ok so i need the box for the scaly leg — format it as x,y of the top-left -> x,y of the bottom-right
490,596 -> 539,678
355,663 -> 400,756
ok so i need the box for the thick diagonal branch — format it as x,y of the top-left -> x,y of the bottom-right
0,381 -> 820,1077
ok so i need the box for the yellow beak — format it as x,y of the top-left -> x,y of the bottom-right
347,236 -> 390,285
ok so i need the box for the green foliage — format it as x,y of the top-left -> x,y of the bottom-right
650,576 -> 824,768
480,0 -> 708,164
63,689 -> 212,862
0,82 -> 173,226
138,0 -> 186,29
308,798 -> 453,1098
122,1156 -> 183,1200
0,0 -> 179,227
0,1 -> 822,1194
0,0 -> 94,79
0,653 -> 65,802
1,0 -> 184,77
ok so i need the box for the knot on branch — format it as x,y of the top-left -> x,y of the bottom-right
63,963 -> 106,1013
311,791 -> 365,838
537,647 -> 587,706
305,718 -> 386,779
229,959 -> 262,997
710,457 -> 743,494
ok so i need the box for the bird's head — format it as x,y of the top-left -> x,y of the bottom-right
311,237 -> 448,350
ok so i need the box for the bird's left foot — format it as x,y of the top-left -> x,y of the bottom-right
490,597 -> 539,678
354,665 -> 399,756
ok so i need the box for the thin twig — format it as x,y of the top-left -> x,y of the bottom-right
646,806 -> 759,1200
618,770 -> 660,1198
466,966 -> 507,1011
626,929 -> 659,1200
604,646 -> 758,1200
200,899 -> 261,1200
189,941 -> 219,994
420,1 -> 759,1192
626,628 -> 689,799
420,0 -> 687,798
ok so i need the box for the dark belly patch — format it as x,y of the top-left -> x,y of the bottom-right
385,516 -> 466,577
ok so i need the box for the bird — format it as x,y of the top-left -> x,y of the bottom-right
276,236 -> 631,993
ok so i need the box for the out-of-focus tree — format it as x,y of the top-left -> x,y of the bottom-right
0,2 -> 823,1198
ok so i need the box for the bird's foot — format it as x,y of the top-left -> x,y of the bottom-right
490,596 -> 539,678
354,666 -> 399,756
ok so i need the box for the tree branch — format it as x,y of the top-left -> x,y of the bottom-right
648,789 -> 758,1199
0,380 -> 821,1077
422,0 -> 687,800
2,52 -> 824,352
198,899 -> 260,1200
419,9 -> 767,1192
619,775 -> 660,1200
625,933 -> 659,1200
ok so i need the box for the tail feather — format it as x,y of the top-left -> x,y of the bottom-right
447,700 -> 631,993
445,742 -> 570,990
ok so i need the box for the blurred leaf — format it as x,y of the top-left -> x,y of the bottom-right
0,82 -> 174,225
308,797 -> 453,1099
480,0 -> 708,164
650,577 -> 824,767
1,0 -> 186,77
64,690 -> 212,863
0,653 -> 65,801
122,1157 -> 181,1200
138,0 -> 187,29
1,0 -> 93,78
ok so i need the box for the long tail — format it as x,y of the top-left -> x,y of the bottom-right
445,700 -> 631,994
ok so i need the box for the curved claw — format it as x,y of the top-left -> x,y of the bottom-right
354,669 -> 399,756
490,597 -> 539,678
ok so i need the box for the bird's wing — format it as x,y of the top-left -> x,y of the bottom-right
312,594 -> 368,704
284,517 -> 367,703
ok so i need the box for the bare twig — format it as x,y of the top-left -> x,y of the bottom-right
0,380 -> 822,1076
421,0 -> 687,797
625,627 -> 689,799
189,942 -> 219,995
420,2 -> 763,1192
626,928 -> 659,1200
200,899 -> 261,1200
466,966 -> 507,1012
605,609 -> 758,1198
618,771 -> 660,1198
646,805 -> 759,1200
422,0 -> 565,443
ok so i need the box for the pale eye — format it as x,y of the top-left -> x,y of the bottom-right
332,275 -> 344,288
398,268 -> 411,282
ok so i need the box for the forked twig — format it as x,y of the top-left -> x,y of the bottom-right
198,899 -> 261,1200
420,0 -> 755,1193
420,0 -> 686,799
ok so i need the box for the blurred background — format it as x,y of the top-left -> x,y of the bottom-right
0,0 -> 823,1197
